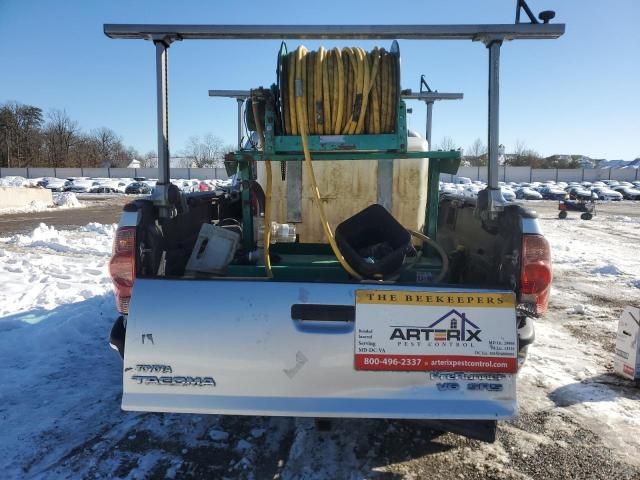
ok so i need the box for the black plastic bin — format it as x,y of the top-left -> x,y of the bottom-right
335,204 -> 413,279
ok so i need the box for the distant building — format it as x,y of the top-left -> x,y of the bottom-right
127,159 -> 141,169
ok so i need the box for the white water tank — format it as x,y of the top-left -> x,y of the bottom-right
257,132 -> 430,243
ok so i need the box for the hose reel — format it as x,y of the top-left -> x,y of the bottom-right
277,42 -> 401,136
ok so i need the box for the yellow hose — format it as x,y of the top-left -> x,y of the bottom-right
251,93 -> 273,278
293,47 -> 362,280
408,229 -> 449,283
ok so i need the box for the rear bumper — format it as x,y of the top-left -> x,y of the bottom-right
123,393 -> 514,420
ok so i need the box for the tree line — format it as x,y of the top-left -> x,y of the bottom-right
0,101 -> 234,169
437,136 -> 584,169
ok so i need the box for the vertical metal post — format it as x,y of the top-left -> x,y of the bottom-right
154,39 -> 171,215
425,101 -> 433,146
487,40 -> 501,191
237,98 -> 244,149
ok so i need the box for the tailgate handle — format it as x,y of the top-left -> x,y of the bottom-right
291,304 -> 354,334
291,304 -> 355,322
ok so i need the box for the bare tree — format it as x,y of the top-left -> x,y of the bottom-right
44,109 -> 79,167
70,134 -> 101,167
182,134 -> 233,168
436,136 -> 457,151
141,150 -> 158,168
505,140 -> 543,167
90,127 -> 122,167
464,138 -> 487,166
468,138 -> 486,157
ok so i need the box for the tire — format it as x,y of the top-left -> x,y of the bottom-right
558,210 -> 568,219
518,344 -> 530,368
581,213 -> 593,220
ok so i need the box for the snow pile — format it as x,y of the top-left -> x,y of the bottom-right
0,199 -> 53,215
52,191 -> 81,208
0,223 -> 115,315
0,191 -> 84,215
0,176 -> 29,187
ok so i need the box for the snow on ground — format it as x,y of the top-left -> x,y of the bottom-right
518,211 -> 640,467
0,206 -> 639,479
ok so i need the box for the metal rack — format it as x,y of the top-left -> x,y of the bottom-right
104,22 -> 564,220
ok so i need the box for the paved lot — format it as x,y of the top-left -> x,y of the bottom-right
0,195 -> 130,236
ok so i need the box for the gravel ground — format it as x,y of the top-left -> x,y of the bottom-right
0,194 -> 130,236
1,198 -> 639,479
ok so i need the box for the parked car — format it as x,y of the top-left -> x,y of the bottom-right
538,186 -> 568,200
500,187 -> 516,202
591,187 -> 623,201
453,176 -> 472,185
124,182 -> 153,194
35,177 -> 56,187
90,185 -> 119,194
515,187 -> 543,200
45,179 -> 71,192
68,179 -> 97,193
566,186 -> 593,200
612,186 -> 640,200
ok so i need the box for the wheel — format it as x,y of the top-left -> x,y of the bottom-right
581,213 -> 593,220
558,210 -> 568,219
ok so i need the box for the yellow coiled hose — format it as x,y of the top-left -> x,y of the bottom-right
281,46 -> 398,135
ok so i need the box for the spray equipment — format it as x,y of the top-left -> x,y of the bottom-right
243,42 -> 455,281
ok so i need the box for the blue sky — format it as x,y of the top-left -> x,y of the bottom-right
1,0 -> 638,159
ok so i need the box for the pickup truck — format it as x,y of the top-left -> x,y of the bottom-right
108,179 -> 551,442
104,18 -> 560,443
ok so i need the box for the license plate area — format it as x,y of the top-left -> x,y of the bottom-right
354,290 -> 518,373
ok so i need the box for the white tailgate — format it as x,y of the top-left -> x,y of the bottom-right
123,279 -> 518,419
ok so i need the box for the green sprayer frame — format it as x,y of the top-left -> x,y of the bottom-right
226,99 -> 461,255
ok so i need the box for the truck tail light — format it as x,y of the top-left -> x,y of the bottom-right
109,226 -> 136,314
520,234 -> 552,315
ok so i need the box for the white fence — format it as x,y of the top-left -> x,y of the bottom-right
441,166 -> 639,183
0,167 -> 229,180
2,165 -> 637,185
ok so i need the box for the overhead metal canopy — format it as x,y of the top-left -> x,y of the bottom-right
104,21 -> 565,217
104,23 -> 564,41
